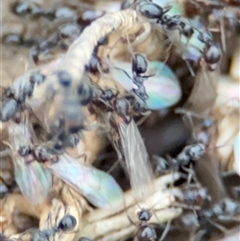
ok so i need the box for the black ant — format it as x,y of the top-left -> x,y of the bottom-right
175,197 -> 240,238
0,71 -> 45,122
30,204 -> 78,241
135,209 -> 157,241
138,1 -> 221,71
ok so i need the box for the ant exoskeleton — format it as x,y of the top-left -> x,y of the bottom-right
153,142 -> 206,176
10,1 -> 55,20
175,197 -> 240,238
30,207 -> 77,241
47,70 -> 93,135
0,71 -> 46,122
138,1 -> 221,71
135,209 -> 157,241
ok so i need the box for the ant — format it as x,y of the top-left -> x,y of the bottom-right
47,70 -> 93,135
30,213 -> 77,241
153,142 -> 206,176
0,71 -> 46,122
113,53 -> 152,113
10,1 -> 55,20
85,36 -> 109,75
172,183 -> 211,211
135,209 -> 157,241
175,197 -> 240,238
138,1 -> 221,70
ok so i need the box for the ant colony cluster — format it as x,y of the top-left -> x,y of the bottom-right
1,0 -> 239,241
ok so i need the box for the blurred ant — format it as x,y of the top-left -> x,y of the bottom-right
30,22 -> 82,65
47,70 -> 93,135
153,142 -> 206,177
173,183 -> 211,210
10,1 -> 55,20
85,36 -> 109,75
0,71 -> 45,122
33,131 -> 80,158
175,197 -> 240,238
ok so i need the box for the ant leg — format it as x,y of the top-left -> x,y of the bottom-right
159,219 -> 172,241
136,111 -> 151,125
181,165 -> 199,183
218,215 -> 240,222
107,159 -> 120,174
206,218 -> 229,234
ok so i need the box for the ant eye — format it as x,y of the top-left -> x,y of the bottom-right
58,215 -> 76,231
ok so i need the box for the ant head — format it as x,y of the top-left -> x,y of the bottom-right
137,209 -> 152,222
138,2 -> 164,20
132,54 -> 148,76
58,215 -> 77,232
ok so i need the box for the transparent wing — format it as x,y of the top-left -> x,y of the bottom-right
47,154 -> 123,208
110,60 -> 181,110
7,120 -> 52,205
183,65 -> 220,117
13,157 -> 52,205
118,119 -> 154,200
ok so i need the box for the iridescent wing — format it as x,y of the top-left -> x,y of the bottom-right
109,60 -> 181,110
13,157 -> 52,204
118,118 -> 154,200
47,154 -> 123,208
7,120 -> 52,205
